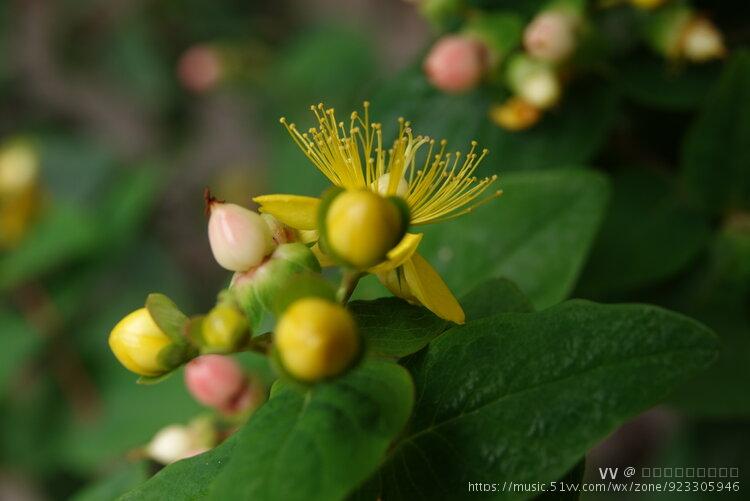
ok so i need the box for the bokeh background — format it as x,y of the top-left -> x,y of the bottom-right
0,0 -> 748,499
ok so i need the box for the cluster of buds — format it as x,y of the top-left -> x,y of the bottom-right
0,138 -> 41,250
415,0 -> 727,131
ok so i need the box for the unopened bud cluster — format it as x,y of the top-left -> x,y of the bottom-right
414,0 -> 728,131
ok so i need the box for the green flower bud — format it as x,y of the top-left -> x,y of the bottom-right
230,243 -> 321,330
201,300 -> 249,353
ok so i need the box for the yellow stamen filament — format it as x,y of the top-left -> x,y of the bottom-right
280,103 -> 501,225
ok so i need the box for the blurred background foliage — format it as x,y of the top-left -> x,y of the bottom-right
0,0 -> 748,499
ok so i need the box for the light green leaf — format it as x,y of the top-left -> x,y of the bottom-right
418,168 -> 609,309
377,300 -> 717,500
682,50 -> 750,214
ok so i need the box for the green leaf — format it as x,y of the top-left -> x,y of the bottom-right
126,359 -> 414,501
209,359 -> 414,501
681,50 -> 750,214
577,168 -> 711,298
377,300 -> 717,500
349,298 -> 448,358
72,461 -> 148,501
460,277 -> 534,320
616,56 -> 719,110
0,205 -> 99,291
665,227 -> 750,417
418,168 -> 609,309
145,293 -> 189,344
0,308 -> 40,399
120,435 -> 238,501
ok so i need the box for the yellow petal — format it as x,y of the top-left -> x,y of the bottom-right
368,233 -> 423,275
311,242 -> 336,267
253,194 -> 320,230
401,254 -> 465,324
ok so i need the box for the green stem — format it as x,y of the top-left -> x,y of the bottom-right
337,271 -> 364,305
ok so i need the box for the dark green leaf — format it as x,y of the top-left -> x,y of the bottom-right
577,168 -> 711,298
681,50 -> 750,214
349,297 -> 447,358
418,168 -> 609,309
616,56 -> 719,110
378,300 -> 717,500
460,277 -> 534,321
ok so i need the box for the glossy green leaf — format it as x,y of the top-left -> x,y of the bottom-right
208,359 -> 414,501
577,168 -> 711,298
682,50 -> 750,214
349,297 -> 447,358
418,168 -> 609,309
376,300 -> 717,500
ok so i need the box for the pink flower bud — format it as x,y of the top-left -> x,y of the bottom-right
523,11 -> 577,63
207,192 -> 275,272
177,45 -> 223,93
424,35 -> 487,93
184,355 -> 247,411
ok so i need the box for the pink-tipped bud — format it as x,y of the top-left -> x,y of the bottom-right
523,11 -> 578,63
177,45 -> 223,93
424,35 -> 488,94
185,355 -> 248,413
207,192 -> 275,272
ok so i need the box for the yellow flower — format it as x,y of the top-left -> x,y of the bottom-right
109,308 -> 175,376
254,103 -> 502,324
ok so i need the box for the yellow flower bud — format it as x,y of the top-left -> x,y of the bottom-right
489,97 -> 541,131
109,308 -> 174,376
275,298 -> 359,382
201,303 -> 249,352
325,190 -> 404,269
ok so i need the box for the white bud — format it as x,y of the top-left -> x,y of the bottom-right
208,201 -> 275,272
147,425 -> 195,465
524,11 -> 577,63
682,18 -> 726,62
372,172 -> 409,198
518,71 -> 560,109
